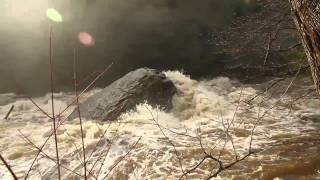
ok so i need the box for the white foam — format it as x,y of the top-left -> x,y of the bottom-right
0,72 -> 319,179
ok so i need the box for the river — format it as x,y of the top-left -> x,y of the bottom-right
0,71 -> 319,179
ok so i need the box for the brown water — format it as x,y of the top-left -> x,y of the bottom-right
0,71 -> 319,179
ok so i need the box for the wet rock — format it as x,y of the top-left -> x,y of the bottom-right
68,68 -> 176,121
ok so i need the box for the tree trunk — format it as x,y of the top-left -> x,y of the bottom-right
288,0 -> 320,95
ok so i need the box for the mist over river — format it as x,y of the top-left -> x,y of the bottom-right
0,71 -> 319,179
0,0 -> 259,95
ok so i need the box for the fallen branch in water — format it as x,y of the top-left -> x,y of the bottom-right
4,105 -> 14,120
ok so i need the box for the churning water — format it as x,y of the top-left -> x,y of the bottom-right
0,71 -> 319,179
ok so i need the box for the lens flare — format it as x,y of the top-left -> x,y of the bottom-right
78,32 -> 95,46
46,8 -> 62,22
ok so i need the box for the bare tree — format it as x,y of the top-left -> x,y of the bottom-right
288,0 -> 320,95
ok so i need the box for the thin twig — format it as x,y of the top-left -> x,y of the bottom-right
206,151 -> 253,179
0,153 -> 18,180
145,106 -> 186,178
73,48 -> 87,179
94,122 -> 122,179
24,63 -> 113,179
58,62 -> 113,117
28,96 -> 53,119
101,137 -> 142,179
49,26 -> 61,180
263,33 -> 272,66
18,131 -> 84,178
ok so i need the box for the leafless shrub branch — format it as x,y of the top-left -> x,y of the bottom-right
101,136 -> 142,179
73,47 -> 87,179
18,130 -> 84,178
49,25 -> 62,180
0,153 -> 18,180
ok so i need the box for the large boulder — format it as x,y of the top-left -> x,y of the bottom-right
68,68 -> 176,121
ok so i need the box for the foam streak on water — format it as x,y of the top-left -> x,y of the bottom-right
0,71 -> 319,179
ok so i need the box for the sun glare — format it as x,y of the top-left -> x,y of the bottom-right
78,32 -> 95,47
46,8 -> 62,22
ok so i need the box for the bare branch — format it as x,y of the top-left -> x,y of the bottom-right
48,26 -> 61,180
73,47 -> 87,179
101,137 -> 142,179
0,153 -> 18,180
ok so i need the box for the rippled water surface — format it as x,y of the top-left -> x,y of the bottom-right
0,71 -> 319,179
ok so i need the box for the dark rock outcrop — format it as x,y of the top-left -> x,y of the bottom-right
68,68 -> 176,121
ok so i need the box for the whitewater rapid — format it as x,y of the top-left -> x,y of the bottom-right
0,71 -> 319,179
